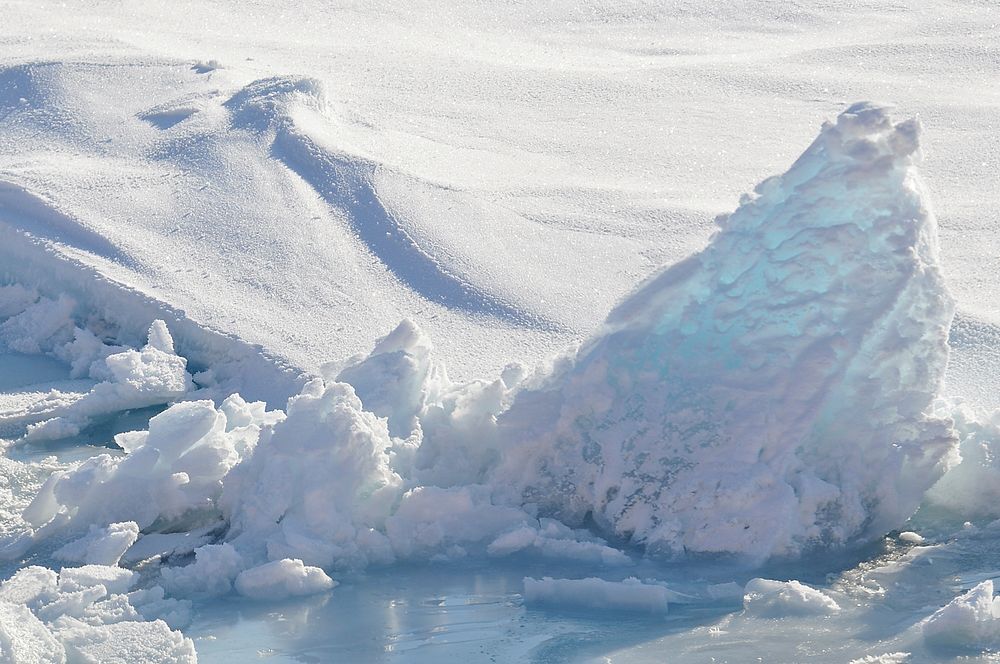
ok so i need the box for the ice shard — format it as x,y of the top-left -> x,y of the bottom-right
495,103 -> 957,561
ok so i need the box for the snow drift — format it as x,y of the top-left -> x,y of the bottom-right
494,102 -> 957,561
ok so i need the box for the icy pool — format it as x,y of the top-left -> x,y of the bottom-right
181,526 -> 1000,663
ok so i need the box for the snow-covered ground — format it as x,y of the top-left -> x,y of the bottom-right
2,1 -> 1000,662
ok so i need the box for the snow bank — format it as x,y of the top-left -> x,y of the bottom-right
0,565 -> 194,663
494,103 -> 956,560
922,580 -> 1000,650
522,576 -> 669,614
233,558 -> 335,600
742,578 -> 840,617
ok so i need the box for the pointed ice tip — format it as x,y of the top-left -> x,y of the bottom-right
146,319 -> 175,354
826,102 -> 921,163
371,318 -> 428,356
836,101 -> 894,134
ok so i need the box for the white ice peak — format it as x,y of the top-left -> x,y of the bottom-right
494,103 -> 957,561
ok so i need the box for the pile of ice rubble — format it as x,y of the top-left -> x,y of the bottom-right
4,103 -> 1000,658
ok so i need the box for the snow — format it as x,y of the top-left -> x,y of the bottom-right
159,543 -> 244,599
742,578 -> 841,618
523,576 -> 670,614
52,522 -> 140,567
922,580 -> 1000,651
0,602 -> 65,664
0,565 -> 194,664
233,558 -> 335,601
1,0 -> 1000,661
925,403 -> 1000,518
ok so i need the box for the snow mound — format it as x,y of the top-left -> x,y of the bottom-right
222,379 -> 402,570
523,576 -> 669,614
233,558 -> 336,600
922,580 -> 1000,651
495,102 -> 956,561
742,578 -> 840,617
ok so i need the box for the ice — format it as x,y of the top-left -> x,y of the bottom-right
57,620 -> 196,664
0,565 -> 194,664
159,543 -> 244,598
53,522 -> 140,566
385,485 -> 529,562
742,578 -> 841,618
0,601 -> 65,664
222,380 -> 402,570
848,655 -> 910,664
0,284 -> 38,318
925,403 -> 1000,518
522,576 -> 670,614
21,321 -> 193,442
58,565 -> 137,596
922,580 -> 1000,651
494,103 -> 957,561
2,0 -> 1000,659
126,586 -> 192,631
233,558 -> 336,600
0,294 -> 74,355
20,395 -> 272,544
2,109 -> 964,589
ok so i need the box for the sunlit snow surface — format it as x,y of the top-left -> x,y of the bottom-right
3,1 -> 1000,663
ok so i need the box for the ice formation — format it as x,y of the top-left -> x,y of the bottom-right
12,395 -> 273,553
0,564 -> 194,663
0,312 -> 194,442
0,104 -> 971,664
922,580 -> 1000,651
741,578 -> 841,617
53,522 -> 140,566
233,558 -> 335,600
925,403 -> 1000,518
494,102 -> 957,561
522,576 -> 671,614
1,104 -> 961,588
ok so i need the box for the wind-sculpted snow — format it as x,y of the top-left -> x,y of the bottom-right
225,76 -> 560,330
495,102 -> 957,561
